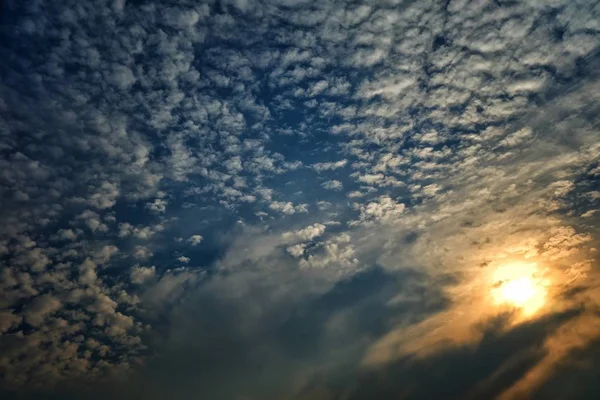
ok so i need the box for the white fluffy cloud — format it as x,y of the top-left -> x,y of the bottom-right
321,180 -> 343,191
187,235 -> 204,246
130,265 -> 156,285
269,201 -> 309,215
282,223 -> 326,242
352,196 -> 406,226
312,160 -> 348,172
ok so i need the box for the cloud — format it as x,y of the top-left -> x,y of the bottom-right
130,266 -> 156,285
142,269 -> 199,306
78,258 -> 98,286
321,180 -> 343,191
88,182 -> 120,209
76,211 -> 108,233
286,243 -> 307,257
282,223 -> 326,242
1,0 -> 600,397
12,247 -> 51,272
105,65 -> 136,90
581,209 -> 597,218
23,295 -> 62,327
352,195 -> 406,226
0,311 -> 21,333
186,235 -> 204,246
312,160 -> 348,172
51,229 -> 79,241
299,233 -> 359,270
269,201 -> 309,215
133,246 -> 153,260
118,223 -> 164,239
145,198 -> 168,214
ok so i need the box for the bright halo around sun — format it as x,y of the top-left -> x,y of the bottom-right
491,262 -> 548,317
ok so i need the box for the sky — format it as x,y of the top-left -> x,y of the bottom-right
0,0 -> 600,399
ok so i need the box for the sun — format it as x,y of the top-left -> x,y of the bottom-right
500,277 -> 538,305
490,262 -> 548,317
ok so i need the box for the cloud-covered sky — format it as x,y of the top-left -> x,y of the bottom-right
1,0 -> 600,398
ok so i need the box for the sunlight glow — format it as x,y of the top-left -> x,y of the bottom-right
491,262 -> 547,317
501,277 -> 537,305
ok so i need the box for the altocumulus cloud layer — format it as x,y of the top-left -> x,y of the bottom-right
1,0 -> 600,399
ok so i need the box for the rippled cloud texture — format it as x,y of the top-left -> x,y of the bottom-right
1,0 -> 600,399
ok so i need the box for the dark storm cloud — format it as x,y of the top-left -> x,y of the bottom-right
6,266 -> 450,400
348,309 -> 581,400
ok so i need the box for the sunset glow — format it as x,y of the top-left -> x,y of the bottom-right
491,262 -> 547,317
